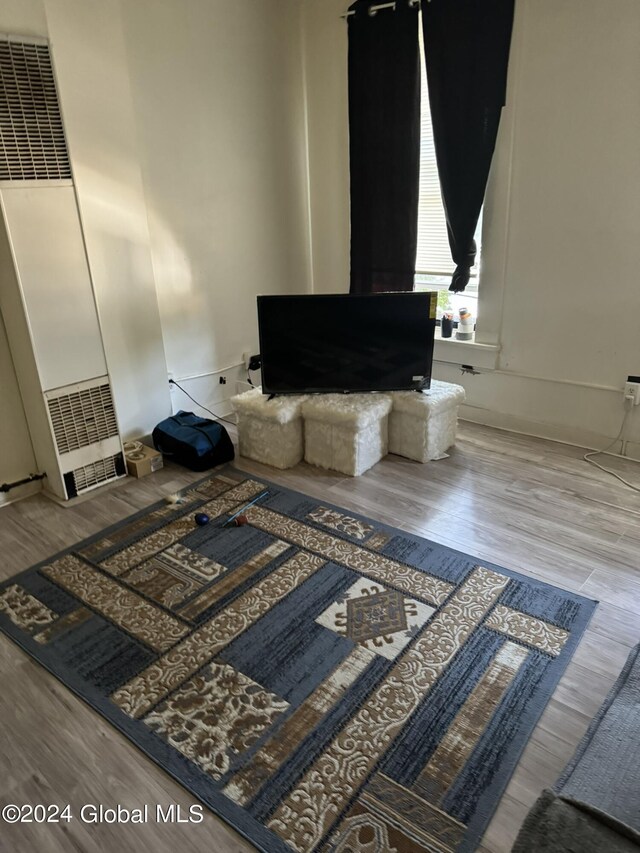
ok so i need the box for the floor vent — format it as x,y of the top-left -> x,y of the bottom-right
47,382 -> 119,455
0,38 -> 71,181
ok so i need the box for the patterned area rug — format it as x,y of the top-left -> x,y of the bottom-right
0,469 -> 596,853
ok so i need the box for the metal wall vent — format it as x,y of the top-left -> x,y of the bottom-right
0,39 -> 71,180
48,383 -> 119,455
72,454 -> 120,494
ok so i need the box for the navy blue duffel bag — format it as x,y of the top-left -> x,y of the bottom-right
152,410 -> 234,471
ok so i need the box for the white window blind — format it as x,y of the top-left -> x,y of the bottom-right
416,25 -> 480,280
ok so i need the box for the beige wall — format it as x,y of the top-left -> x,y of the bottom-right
0,0 -> 171,442
120,0 -> 311,401
0,0 -> 311,444
301,0 -> 640,454
301,0 -> 350,294
497,0 -> 640,387
0,0 -> 46,37
0,310 -> 37,500
45,0 -> 172,440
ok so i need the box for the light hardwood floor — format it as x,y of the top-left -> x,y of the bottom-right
1,420 -> 639,853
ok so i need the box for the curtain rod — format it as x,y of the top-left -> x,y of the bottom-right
341,0 -> 425,19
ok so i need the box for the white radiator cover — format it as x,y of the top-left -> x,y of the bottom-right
44,378 -> 125,498
0,39 -> 71,182
0,188 -> 127,498
0,185 -> 108,390
0,189 -> 127,498
0,36 -> 125,500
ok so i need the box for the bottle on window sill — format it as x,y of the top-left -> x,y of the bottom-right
456,307 -> 474,341
441,311 -> 454,338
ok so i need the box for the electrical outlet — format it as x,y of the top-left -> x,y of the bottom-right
168,371 -> 175,391
219,376 -> 227,385
624,376 -> 640,405
243,351 -> 252,370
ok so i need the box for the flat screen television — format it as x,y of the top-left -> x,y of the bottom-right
257,292 -> 437,395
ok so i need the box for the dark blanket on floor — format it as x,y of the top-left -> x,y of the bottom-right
512,790 -> 640,853
513,644 -> 640,851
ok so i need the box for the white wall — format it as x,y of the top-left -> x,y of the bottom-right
120,0 -> 311,414
0,0 -> 172,442
0,0 -> 46,38
301,0 -> 350,294
0,0 -> 311,447
460,0 -> 640,453
301,0 -> 640,455
45,0 -> 172,440
497,0 -> 640,387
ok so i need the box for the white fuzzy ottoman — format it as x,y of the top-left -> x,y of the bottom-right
301,393 -> 392,477
388,380 -> 465,462
230,388 -> 308,469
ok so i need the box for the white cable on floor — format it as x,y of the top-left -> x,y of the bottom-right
584,401 -> 640,491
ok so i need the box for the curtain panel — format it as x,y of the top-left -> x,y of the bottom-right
422,0 -> 515,292
348,0 -> 421,294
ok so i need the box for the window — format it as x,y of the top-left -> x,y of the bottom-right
414,23 -> 480,329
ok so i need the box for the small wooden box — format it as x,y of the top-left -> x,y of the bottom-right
125,444 -> 163,478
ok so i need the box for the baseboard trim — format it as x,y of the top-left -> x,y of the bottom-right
459,404 -> 640,462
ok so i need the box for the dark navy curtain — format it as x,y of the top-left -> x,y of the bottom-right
348,0 -> 420,293
422,0 -> 515,292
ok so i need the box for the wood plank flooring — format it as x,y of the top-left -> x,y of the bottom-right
0,420 -> 639,853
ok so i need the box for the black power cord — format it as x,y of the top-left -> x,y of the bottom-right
168,378 -> 237,427
246,355 -> 262,388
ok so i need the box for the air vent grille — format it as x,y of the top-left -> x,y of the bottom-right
72,454 -> 120,494
0,39 -> 71,180
48,383 -> 118,455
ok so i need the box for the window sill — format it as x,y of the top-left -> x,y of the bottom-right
433,333 -> 499,370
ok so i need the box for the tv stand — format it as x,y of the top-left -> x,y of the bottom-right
231,381 -> 465,475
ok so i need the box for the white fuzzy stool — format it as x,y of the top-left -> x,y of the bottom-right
230,388 -> 308,469
301,393 -> 392,477
388,380 -> 465,462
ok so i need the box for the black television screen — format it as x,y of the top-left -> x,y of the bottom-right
257,292 -> 436,395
